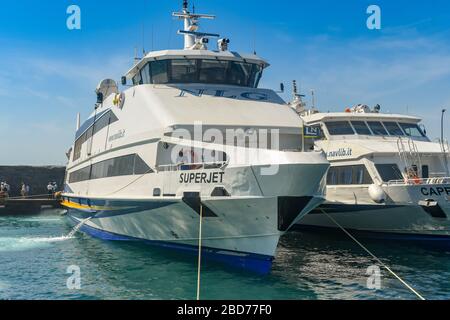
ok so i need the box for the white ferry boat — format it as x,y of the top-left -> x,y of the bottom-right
61,1 -> 329,273
295,100 -> 450,242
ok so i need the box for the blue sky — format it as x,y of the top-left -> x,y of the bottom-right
0,0 -> 450,165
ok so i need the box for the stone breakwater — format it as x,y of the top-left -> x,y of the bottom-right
0,166 -> 65,197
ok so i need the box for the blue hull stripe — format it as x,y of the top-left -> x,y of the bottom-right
68,215 -> 274,274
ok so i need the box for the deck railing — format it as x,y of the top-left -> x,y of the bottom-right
387,177 -> 450,186
156,161 -> 228,172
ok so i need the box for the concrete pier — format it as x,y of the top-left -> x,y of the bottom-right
0,198 -> 63,215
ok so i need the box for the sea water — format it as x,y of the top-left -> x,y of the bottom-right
0,211 -> 449,300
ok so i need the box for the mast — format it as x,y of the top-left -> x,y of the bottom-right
290,80 -> 306,113
173,0 -> 219,50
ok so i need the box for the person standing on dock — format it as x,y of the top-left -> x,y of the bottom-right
0,182 -> 7,199
3,182 -> 10,198
21,183 -> 27,198
47,182 -> 54,199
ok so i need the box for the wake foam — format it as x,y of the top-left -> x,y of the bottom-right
0,236 -> 73,252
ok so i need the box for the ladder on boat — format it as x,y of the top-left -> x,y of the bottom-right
397,137 -> 422,178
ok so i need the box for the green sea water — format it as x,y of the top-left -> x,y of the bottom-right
0,211 -> 449,300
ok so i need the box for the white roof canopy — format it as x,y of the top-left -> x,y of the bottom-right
302,112 -> 422,125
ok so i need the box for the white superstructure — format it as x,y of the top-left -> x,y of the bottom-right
61,1 -> 329,273
296,103 -> 450,241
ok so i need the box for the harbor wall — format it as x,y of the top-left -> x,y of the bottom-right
0,166 -> 66,197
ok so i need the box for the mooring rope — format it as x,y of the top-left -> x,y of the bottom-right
197,203 -> 204,301
322,209 -> 426,300
102,167 -> 155,197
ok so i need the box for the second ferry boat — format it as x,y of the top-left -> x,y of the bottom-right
291,92 -> 450,242
61,1 -> 329,273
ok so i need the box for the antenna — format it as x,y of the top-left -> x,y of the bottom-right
142,23 -> 146,56
173,0 -> 218,50
134,47 -> 140,65
290,80 -> 306,113
152,24 -> 154,51
311,89 -> 316,110
293,80 -> 298,97
252,27 -> 256,55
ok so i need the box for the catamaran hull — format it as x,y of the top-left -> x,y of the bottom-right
65,195 -> 321,274
297,202 -> 450,242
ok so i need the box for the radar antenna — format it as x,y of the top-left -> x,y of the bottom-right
290,80 -> 307,113
173,0 -> 219,50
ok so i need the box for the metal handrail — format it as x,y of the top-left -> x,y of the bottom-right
157,161 -> 228,172
387,177 -> 450,186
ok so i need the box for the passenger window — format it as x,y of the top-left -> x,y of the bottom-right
375,164 -> 403,182
351,121 -> 372,135
340,167 -> 353,185
70,154 -> 152,183
422,165 -> 429,179
327,168 -> 338,185
327,165 -> 373,185
325,121 -> 355,136
367,121 -> 388,136
134,155 -> 152,174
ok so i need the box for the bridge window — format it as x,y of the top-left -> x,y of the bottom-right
367,121 -> 388,136
140,63 -> 151,84
383,122 -> 404,136
150,60 -> 169,84
399,123 -> 426,138
325,121 -> 355,136
171,59 -> 198,83
199,60 -> 228,84
351,121 -> 372,135
375,164 -> 403,182
327,165 -> 372,185
134,59 -> 263,88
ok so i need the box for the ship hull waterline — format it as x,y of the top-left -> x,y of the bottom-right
64,195 -> 324,274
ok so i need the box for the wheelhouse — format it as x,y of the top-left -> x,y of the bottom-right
320,118 -> 428,140
302,112 -> 449,186
125,50 -> 269,89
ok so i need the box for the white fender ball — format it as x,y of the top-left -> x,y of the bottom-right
368,184 -> 386,204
